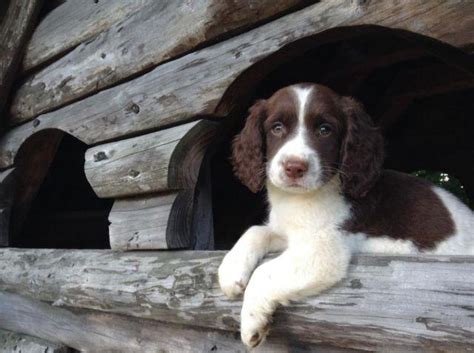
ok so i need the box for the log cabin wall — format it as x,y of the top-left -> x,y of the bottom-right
0,1 -> 473,351
1,0 -> 473,251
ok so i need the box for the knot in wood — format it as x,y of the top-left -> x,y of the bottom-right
127,103 -> 140,114
129,169 -> 140,178
93,151 -> 108,162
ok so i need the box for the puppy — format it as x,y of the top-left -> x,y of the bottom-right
218,83 -> 474,348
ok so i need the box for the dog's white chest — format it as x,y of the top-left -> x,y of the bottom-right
267,179 -> 351,241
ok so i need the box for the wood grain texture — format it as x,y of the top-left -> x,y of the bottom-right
0,329 -> 70,353
0,292 -> 360,353
84,120 -> 217,198
109,192 -> 177,250
0,0 -> 41,125
1,0 -> 473,169
0,249 -> 472,352
0,168 -> 15,246
22,0 -> 147,72
11,0 -> 312,124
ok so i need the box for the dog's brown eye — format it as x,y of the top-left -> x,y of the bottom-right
271,122 -> 285,137
318,123 -> 332,137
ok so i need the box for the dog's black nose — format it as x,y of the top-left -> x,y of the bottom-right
284,159 -> 308,179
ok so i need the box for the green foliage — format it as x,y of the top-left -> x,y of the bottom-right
413,170 -> 471,207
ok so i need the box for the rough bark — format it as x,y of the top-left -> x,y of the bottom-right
0,249 -> 472,352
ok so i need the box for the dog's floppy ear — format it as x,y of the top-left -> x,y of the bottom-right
339,97 -> 384,199
231,100 -> 267,193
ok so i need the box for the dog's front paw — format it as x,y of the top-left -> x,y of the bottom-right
240,302 -> 272,348
218,253 -> 251,299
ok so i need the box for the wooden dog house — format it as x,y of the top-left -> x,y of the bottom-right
0,1 -> 473,351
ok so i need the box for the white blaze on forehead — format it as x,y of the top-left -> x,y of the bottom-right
265,85 -> 322,192
292,86 -> 313,125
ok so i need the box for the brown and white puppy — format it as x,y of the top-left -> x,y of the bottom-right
218,83 -> 474,348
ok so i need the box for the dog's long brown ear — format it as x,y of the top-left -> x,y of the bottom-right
339,97 -> 384,199
231,100 -> 267,193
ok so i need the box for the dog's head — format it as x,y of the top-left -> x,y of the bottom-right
231,83 -> 384,198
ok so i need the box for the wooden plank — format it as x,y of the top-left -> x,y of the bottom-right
109,192 -> 177,250
0,329 -> 70,353
1,0 -> 474,169
0,168 -> 15,246
11,0 -> 313,124
0,292 -> 357,353
0,249 -> 472,352
22,0 -> 147,72
84,120 -> 217,198
109,189 -> 212,251
0,0 -> 41,128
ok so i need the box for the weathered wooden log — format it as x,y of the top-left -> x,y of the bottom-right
109,191 -> 196,250
84,120 -> 217,198
0,0 -> 41,129
0,328 -> 71,353
21,0 -> 148,72
0,292 -> 357,353
0,249 -> 472,352
1,0 -> 473,168
0,168 -> 15,246
11,0 -> 310,124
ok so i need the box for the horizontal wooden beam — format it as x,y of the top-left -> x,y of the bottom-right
0,328 -> 70,353
11,0 -> 312,124
1,0 -> 473,168
0,292 -> 354,353
0,249 -> 472,351
109,191 -> 195,250
84,120 -> 217,198
21,0 -> 147,72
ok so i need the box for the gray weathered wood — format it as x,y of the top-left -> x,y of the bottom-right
109,193 -> 177,250
84,120 -> 217,198
0,0 -> 41,128
0,249 -> 472,352
12,0 -> 311,124
0,292 -> 357,353
0,168 -> 15,246
1,0 -> 473,169
22,0 -> 147,72
0,329 -> 70,353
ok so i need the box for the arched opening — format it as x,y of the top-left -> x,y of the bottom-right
10,131 -> 112,248
210,26 -> 474,249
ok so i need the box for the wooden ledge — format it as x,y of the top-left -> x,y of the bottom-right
0,249 -> 472,351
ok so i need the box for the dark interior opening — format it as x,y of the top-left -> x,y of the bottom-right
11,133 -> 112,249
211,27 -> 474,250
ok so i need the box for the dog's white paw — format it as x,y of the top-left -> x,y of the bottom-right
240,302 -> 272,348
218,254 -> 251,299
